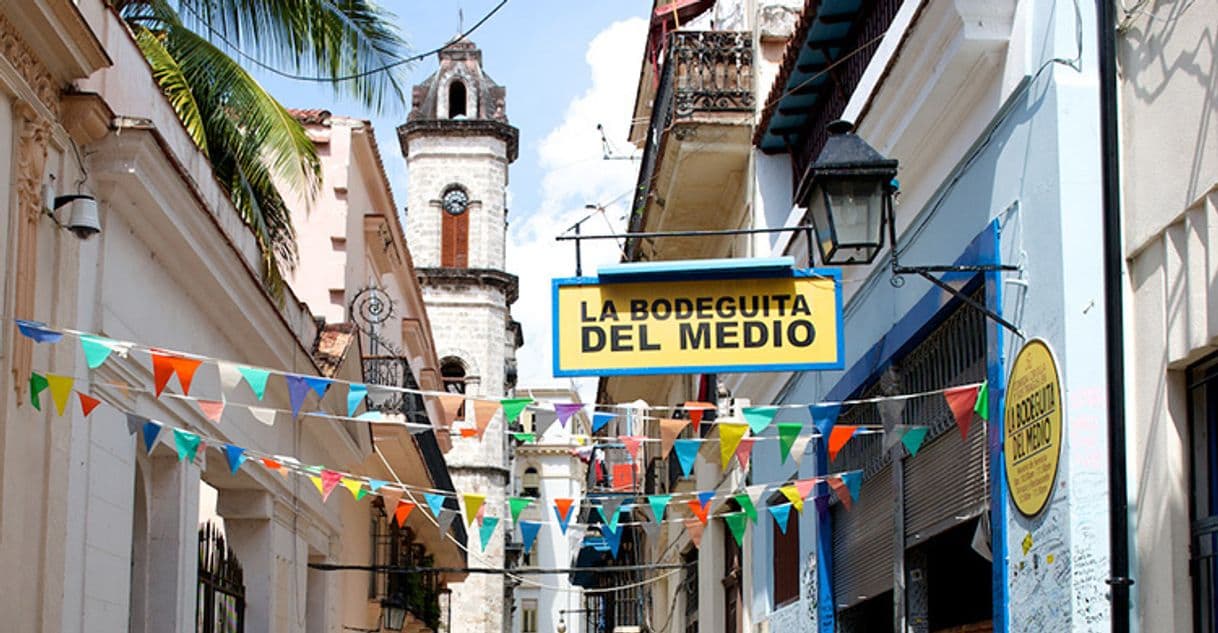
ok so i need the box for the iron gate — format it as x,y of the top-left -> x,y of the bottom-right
196,522 -> 245,633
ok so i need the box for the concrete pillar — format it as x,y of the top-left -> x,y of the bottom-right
218,489 -> 275,633
146,455 -> 201,633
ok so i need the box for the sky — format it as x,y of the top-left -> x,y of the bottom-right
254,1 -> 649,399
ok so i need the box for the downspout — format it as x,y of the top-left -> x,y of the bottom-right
1096,0 -> 1132,629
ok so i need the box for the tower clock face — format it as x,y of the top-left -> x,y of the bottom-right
443,188 -> 469,216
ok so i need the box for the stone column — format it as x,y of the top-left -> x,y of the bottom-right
218,489 -> 275,633
145,455 -> 201,633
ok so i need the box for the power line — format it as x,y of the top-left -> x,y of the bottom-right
309,562 -> 691,575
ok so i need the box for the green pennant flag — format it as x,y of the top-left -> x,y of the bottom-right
734,493 -> 758,524
29,372 -> 49,411
500,398 -> 534,424
777,422 -> 803,463
79,335 -> 116,369
973,381 -> 989,421
172,429 -> 202,462
509,497 -> 534,523
648,494 -> 672,523
512,432 -> 536,443
724,511 -> 748,546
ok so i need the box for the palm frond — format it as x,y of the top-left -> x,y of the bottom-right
130,24 -> 209,155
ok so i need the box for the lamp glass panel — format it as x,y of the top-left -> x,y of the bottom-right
823,179 -> 883,263
805,184 -> 835,262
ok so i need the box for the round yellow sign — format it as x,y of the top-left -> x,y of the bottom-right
1004,339 -> 1063,517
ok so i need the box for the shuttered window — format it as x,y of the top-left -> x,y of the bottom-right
441,207 -> 468,267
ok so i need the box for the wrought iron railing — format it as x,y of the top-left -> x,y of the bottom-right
197,522 -> 244,633
626,30 -> 754,258
363,355 -> 429,425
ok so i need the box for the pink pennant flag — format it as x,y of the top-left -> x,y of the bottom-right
319,470 -> 343,502
734,437 -> 756,470
944,385 -> 981,439
198,399 -> 225,423
684,518 -> 705,548
619,435 -> 645,461
436,394 -> 464,427
794,477 -> 817,500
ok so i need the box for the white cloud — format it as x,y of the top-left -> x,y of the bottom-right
508,17 -> 647,401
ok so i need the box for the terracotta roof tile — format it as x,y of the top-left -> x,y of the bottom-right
289,108 -> 332,125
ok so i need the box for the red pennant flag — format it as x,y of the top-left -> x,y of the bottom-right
394,500 -> 416,527
319,470 -> 343,501
77,392 -> 102,417
828,476 -> 852,511
683,401 -> 715,426
198,399 -> 225,423
944,385 -> 981,439
828,425 -> 858,462
151,352 -> 176,397
687,498 -> 710,525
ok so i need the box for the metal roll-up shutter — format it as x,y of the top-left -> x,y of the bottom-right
901,294 -> 989,544
831,464 -> 893,609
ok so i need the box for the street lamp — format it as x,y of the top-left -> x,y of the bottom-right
556,617 -> 567,633
381,593 -> 408,631
797,119 -> 897,265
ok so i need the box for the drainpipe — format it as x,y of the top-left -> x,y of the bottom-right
1096,0 -> 1132,630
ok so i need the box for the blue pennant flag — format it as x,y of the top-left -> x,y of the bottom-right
304,376 -> 331,399
697,490 -> 715,509
591,412 -> 616,433
367,479 -> 388,493
142,420 -> 163,454
809,403 -> 841,439
223,445 -> 246,474
769,503 -> 793,534
673,439 -> 701,477
424,493 -> 447,518
602,523 -> 623,558
284,375 -> 311,418
15,320 -> 62,343
842,470 -> 863,502
347,383 -> 367,416
519,521 -> 543,554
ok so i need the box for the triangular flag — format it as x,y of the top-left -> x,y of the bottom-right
304,376 -> 331,398
309,475 -> 324,496
777,422 -> 802,463
395,500 -> 416,527
601,523 -> 623,557
223,445 -> 246,474
687,498 -> 710,525
342,478 -> 364,500
261,457 -> 284,474
16,320 -> 62,343
648,495 -> 672,523
734,493 -> 758,524
424,493 -> 447,518
724,511 -> 748,546
828,476 -> 853,510
660,418 -> 690,457
640,517 -> 661,542
683,401 -> 715,426
217,362 -> 243,396
745,484 -> 768,512
742,406 -> 778,434
436,508 -> 457,536
249,407 -> 276,426
591,412 -> 615,433
673,439 -> 700,476
619,435 -> 645,462
319,470 -> 343,502
463,493 -> 486,525
459,427 -> 478,438
172,429 -> 202,462
367,480 -> 387,493
554,498 -> 575,534
29,372 -> 49,410
794,478 -> 817,500
598,497 -> 626,531
902,426 -> 930,456
884,425 -> 909,452
685,518 -> 705,547
511,432 -> 536,443
842,470 -> 863,502
198,399 -> 225,423
77,392 -> 102,417
500,398 -> 533,424
519,521 -> 542,553
236,366 -> 271,400
974,381 -> 990,421
735,438 -> 757,471
828,425 -> 858,462
779,485 -> 804,513
347,384 -> 367,417
479,517 -> 500,551
945,385 -> 981,439
142,420 -> 163,454
554,403 -> 583,427
697,490 -> 715,510
809,403 -> 840,439
566,524 -> 588,554
150,352 -> 202,397
380,489 -> 403,515
509,497 -> 534,523
79,334 -> 115,368
533,411 -> 558,437
44,374 -> 74,415
284,375 -> 312,418
769,503 -> 793,533
789,435 -> 814,467
473,400 -> 500,437
437,394 -> 464,426
717,422 -> 749,469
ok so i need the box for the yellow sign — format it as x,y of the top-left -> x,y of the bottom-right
552,268 -> 842,376
1004,339 -> 1063,517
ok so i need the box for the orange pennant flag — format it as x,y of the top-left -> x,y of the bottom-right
459,427 -> 478,438
687,498 -> 710,525
150,351 -> 204,397
473,400 -> 500,438
944,385 -> 981,439
683,401 -> 715,426
437,394 -> 464,426
261,457 -> 286,477
659,418 -> 690,458
685,518 -> 705,548
395,500 -> 416,527
828,425 -> 858,462
77,392 -> 102,417
554,498 -> 575,523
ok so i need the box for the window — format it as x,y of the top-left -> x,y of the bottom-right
1189,352 -> 1218,633
440,358 -> 466,394
448,80 -> 467,118
440,186 -> 469,267
520,599 -> 537,633
773,494 -> 800,607
522,467 -> 540,497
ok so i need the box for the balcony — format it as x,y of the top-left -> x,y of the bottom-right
364,355 -> 429,425
625,30 -> 755,262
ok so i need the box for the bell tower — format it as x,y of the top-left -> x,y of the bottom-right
397,38 -> 520,633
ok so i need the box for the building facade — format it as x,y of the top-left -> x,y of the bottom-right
398,39 -> 523,633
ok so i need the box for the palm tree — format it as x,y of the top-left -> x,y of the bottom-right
114,0 -> 410,297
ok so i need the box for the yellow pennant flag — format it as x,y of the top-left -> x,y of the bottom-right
779,484 -> 804,513
309,475 -> 325,496
463,493 -> 486,525
46,374 -> 74,415
341,478 -> 364,500
717,422 -> 749,469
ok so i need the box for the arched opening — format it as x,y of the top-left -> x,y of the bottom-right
448,81 -> 467,118
521,467 -> 540,497
440,358 -> 467,394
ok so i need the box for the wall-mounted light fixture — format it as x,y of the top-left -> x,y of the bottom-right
42,181 -> 101,240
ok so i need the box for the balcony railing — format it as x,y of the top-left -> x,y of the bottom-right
364,355 -> 429,425
626,30 -> 754,257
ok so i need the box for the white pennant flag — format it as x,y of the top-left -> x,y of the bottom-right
217,362 -> 244,396
249,406 -> 276,426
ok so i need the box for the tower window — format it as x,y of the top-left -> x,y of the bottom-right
440,186 -> 469,267
521,467 -> 540,497
440,358 -> 467,394
448,81 -> 467,118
